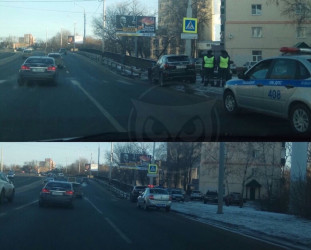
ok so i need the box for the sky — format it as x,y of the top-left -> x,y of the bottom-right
0,0 -> 158,41
0,142 -> 112,166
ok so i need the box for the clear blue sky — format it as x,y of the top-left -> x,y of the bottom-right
0,142 -> 112,166
0,0 -> 158,41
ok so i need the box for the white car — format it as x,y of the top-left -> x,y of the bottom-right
190,190 -> 203,200
0,172 -> 15,204
223,47 -> 311,135
137,187 -> 172,211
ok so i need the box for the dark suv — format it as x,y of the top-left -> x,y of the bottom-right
149,55 -> 196,86
130,186 -> 147,202
203,190 -> 218,204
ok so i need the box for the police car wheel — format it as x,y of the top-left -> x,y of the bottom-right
290,104 -> 311,134
224,91 -> 238,114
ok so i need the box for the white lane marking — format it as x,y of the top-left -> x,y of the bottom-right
71,79 -> 126,132
0,212 -> 7,217
118,80 -> 133,86
0,80 -> 6,84
84,197 -> 103,215
14,200 -> 38,210
105,217 -> 132,244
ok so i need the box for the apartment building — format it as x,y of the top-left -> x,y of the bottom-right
221,0 -> 311,66
199,142 -> 286,200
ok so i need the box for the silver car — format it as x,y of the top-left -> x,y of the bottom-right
137,188 -> 172,212
48,53 -> 64,68
223,47 -> 311,135
0,172 -> 15,204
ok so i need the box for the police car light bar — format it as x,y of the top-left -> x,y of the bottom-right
280,47 -> 311,54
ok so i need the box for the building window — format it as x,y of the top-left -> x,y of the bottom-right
252,4 -> 262,15
252,51 -> 262,62
297,27 -> 306,38
252,27 -> 262,38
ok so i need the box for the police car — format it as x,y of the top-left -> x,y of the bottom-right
223,47 -> 311,135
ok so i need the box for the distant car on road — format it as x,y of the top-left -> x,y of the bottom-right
130,186 -> 147,202
18,56 -> 58,86
149,54 -> 196,86
48,53 -> 64,69
7,171 -> 15,179
59,48 -> 67,55
22,49 -> 32,59
72,182 -> 83,198
137,187 -> 172,211
42,177 -> 54,185
190,190 -> 203,201
0,172 -> 15,204
39,181 -> 74,208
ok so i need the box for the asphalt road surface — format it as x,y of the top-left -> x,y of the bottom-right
0,176 -> 285,250
0,51 -> 300,141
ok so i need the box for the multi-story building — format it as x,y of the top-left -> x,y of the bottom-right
199,142 -> 286,200
24,34 -> 34,45
221,0 -> 311,67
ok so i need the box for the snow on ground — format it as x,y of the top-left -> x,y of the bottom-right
171,201 -> 311,248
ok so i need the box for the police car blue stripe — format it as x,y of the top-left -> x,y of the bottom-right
226,79 -> 311,87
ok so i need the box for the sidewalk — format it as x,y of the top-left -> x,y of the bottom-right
171,201 -> 311,250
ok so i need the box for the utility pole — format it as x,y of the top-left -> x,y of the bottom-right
102,0 -> 106,52
217,142 -> 225,214
78,158 -> 81,174
83,9 -> 86,43
109,142 -> 113,180
74,23 -> 76,51
149,142 -> 156,185
185,0 -> 192,57
60,27 -> 63,47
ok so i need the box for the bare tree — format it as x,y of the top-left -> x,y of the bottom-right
267,0 -> 311,25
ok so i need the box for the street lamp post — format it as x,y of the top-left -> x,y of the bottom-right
102,0 -> 106,52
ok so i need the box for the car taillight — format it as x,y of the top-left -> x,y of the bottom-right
66,190 -> 74,195
47,66 -> 56,71
149,195 -> 154,200
42,188 -> 50,193
21,65 -> 30,70
164,64 -> 176,70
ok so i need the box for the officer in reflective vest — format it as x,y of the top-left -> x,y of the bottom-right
202,50 -> 214,86
218,50 -> 230,87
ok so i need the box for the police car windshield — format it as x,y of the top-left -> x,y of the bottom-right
167,56 -> 189,62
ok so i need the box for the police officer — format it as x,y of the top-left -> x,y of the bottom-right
202,50 -> 215,86
218,50 -> 230,87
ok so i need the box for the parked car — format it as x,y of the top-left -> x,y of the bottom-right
130,185 -> 147,202
224,192 -> 242,206
39,181 -> 74,208
203,190 -> 218,204
18,56 -> 58,86
48,52 -> 64,68
72,182 -> 83,198
223,46 -> 311,135
0,172 -> 15,204
137,187 -> 172,211
170,189 -> 184,202
190,190 -> 203,201
149,54 -> 196,86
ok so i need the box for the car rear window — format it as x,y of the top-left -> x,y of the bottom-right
26,58 -> 54,64
172,191 -> 182,194
49,54 -> 60,58
150,188 -> 168,194
167,56 -> 190,62
46,182 -> 71,189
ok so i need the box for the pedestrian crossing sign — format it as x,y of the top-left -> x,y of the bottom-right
148,164 -> 158,174
183,18 -> 197,34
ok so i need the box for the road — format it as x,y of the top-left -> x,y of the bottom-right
0,176 -> 285,250
0,51 -> 297,141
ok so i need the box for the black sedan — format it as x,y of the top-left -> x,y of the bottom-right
39,181 -> 75,208
18,56 -> 58,86
149,54 -> 196,86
